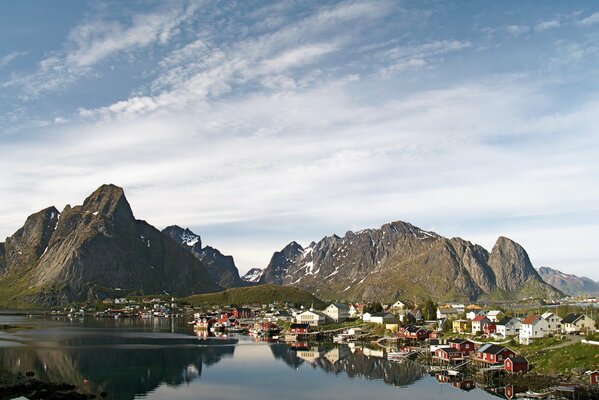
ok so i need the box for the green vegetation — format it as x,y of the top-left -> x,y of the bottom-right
0,268 -> 44,309
182,284 -> 326,308
528,343 -> 599,374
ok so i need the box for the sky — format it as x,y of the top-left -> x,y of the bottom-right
1,1 -> 598,279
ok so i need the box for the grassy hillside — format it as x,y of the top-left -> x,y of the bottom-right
182,284 -> 326,308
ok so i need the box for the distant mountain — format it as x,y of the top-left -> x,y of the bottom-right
241,268 -> 263,283
162,225 -> 245,288
259,221 -> 562,302
537,267 -> 599,296
0,184 -> 220,307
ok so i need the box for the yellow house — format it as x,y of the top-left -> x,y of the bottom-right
385,323 -> 399,333
452,319 -> 471,334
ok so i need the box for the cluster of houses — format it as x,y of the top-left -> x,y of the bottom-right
433,339 -> 530,373
294,300 -> 426,329
438,304 -> 597,345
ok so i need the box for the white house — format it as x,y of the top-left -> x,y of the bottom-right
348,304 -> 360,318
495,316 -> 521,338
362,312 -> 372,322
486,310 -> 503,322
519,315 -> 549,345
369,312 -> 396,324
561,313 -> 596,334
471,315 -> 490,335
541,312 -> 562,333
296,310 -> 327,326
466,310 -> 486,320
324,303 -> 349,322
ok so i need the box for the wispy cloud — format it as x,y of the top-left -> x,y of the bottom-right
3,1 -> 200,98
377,40 -> 471,75
0,51 -> 28,68
534,20 -> 560,31
578,11 -> 599,26
506,25 -> 531,37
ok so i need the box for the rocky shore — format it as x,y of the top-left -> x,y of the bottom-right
0,370 -> 106,400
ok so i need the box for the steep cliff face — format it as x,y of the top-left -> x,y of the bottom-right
0,184 -> 219,307
162,225 -> 245,288
537,266 -> 599,296
259,221 -> 562,302
488,236 -> 538,290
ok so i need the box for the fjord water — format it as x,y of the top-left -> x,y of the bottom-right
0,315 -> 500,400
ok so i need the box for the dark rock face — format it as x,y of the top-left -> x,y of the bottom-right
259,221 -> 562,301
259,241 -> 304,285
0,184 -> 220,306
2,206 -> 59,274
161,225 -> 245,288
537,266 -> 599,296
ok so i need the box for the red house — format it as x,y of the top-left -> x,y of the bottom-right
476,344 -> 515,364
435,347 -> 464,361
399,326 -> 429,340
504,356 -> 529,373
483,322 -> 497,335
448,338 -> 475,356
588,370 -> 599,385
289,323 -> 310,334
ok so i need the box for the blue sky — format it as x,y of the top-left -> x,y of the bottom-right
1,1 -> 598,279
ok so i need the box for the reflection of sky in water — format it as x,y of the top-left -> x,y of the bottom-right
0,315 -> 500,400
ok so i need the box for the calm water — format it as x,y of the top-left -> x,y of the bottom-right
0,315 -> 507,400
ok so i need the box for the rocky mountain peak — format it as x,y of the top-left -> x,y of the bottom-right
162,225 -> 202,249
241,268 -> 264,283
281,241 -> 304,257
488,236 -> 540,291
81,184 -> 133,222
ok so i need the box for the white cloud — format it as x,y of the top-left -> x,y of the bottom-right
2,74 -> 599,277
0,51 -> 28,68
534,20 -> 560,31
506,25 -> 531,37
579,12 -> 599,26
3,1 -> 200,98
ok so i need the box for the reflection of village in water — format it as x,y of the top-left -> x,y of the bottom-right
1,314 -> 590,400
273,342 -> 425,388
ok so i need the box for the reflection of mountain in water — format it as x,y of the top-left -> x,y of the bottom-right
271,344 -> 424,387
0,336 -> 236,400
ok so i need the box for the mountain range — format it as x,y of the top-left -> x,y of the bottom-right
536,266 -> 599,296
256,221 -> 562,302
0,184 -> 566,306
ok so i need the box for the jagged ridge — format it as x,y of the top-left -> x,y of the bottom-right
259,221 -> 562,302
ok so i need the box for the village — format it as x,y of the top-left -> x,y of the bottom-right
47,293 -> 599,398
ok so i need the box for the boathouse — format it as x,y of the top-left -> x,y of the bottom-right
289,323 -> 310,334
434,347 -> 464,362
448,338 -> 475,356
504,356 -> 529,373
475,344 -> 515,364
